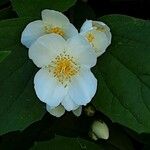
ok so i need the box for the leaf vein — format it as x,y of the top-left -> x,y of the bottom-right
110,53 -> 150,114
100,72 -> 145,127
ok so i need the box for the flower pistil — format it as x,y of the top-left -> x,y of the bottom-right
48,52 -> 80,86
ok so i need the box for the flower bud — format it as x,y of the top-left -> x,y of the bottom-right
80,20 -> 111,57
90,120 -> 109,140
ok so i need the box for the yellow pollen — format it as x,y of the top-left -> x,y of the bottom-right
86,33 -> 95,43
48,53 -> 79,86
45,26 -> 64,36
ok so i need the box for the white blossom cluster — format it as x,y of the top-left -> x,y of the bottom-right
21,9 -> 111,117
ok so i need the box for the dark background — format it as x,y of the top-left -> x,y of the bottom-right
66,0 -> 150,29
88,0 -> 150,19
0,0 -> 150,19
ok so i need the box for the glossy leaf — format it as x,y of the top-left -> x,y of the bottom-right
11,0 -> 77,17
0,18 -> 46,135
93,15 -> 150,134
0,51 -> 11,62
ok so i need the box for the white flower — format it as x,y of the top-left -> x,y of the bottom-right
80,20 -> 112,57
21,9 -> 78,48
29,34 -> 97,117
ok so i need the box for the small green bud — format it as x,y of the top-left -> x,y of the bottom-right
90,120 -> 109,140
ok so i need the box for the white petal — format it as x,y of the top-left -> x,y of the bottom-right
67,35 -> 97,68
80,20 -> 93,32
63,23 -> 78,39
80,20 -> 112,58
46,104 -> 65,117
92,30 -> 110,57
80,20 -> 111,44
69,69 -> 97,105
81,30 -> 110,57
21,20 -> 45,48
61,94 -> 78,111
34,68 -> 67,107
72,106 -> 82,117
29,34 -> 66,67
92,21 -> 112,44
42,9 -> 69,27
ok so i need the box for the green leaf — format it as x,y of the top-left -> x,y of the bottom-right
11,0 -> 77,17
0,51 -> 11,62
93,15 -> 150,134
0,18 -> 33,50
0,18 -> 46,135
31,136 -> 102,150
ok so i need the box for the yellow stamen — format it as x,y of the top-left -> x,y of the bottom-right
48,53 -> 79,86
45,26 -> 64,36
86,33 -> 95,43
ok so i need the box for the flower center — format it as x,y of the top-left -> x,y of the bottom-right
45,26 -> 64,36
86,33 -> 95,43
48,53 -> 79,86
